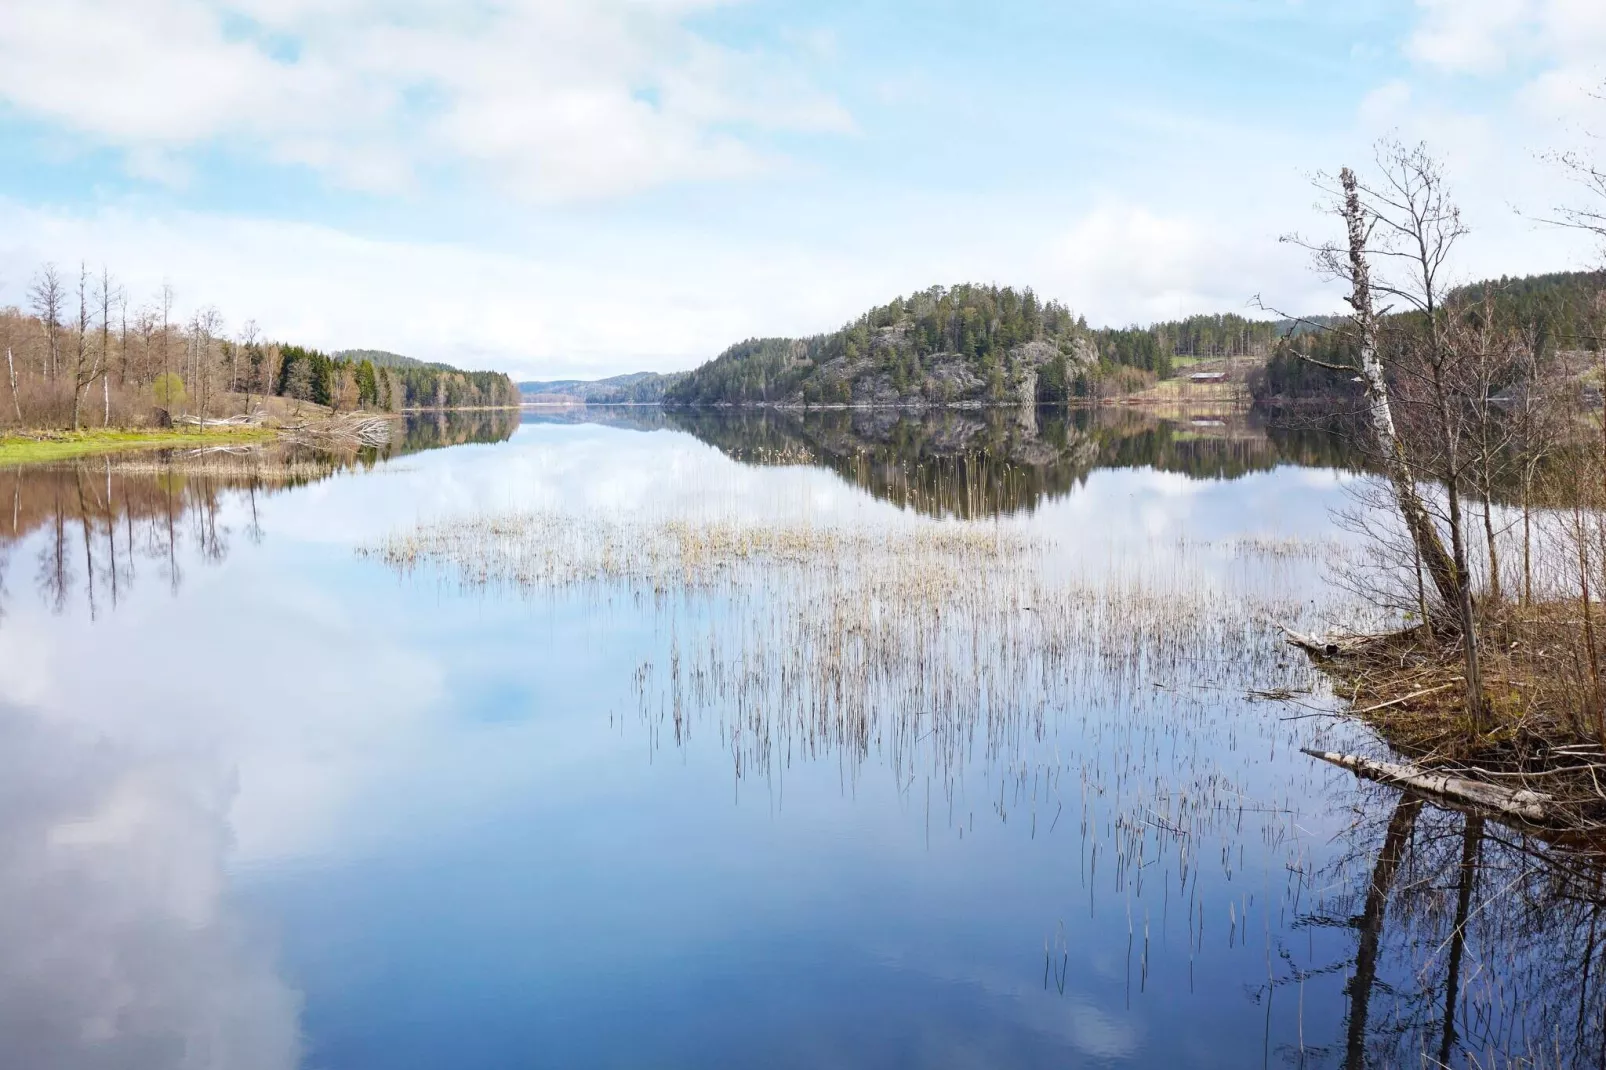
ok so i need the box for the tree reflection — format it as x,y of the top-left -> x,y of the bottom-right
1292,784 -> 1606,1069
0,408 -> 517,621
655,406 -> 1361,518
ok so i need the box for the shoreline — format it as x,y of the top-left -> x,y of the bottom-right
525,397 -> 1254,415
1293,617 -> 1606,843
0,426 -> 281,467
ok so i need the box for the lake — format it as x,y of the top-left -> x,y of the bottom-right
1,407 -> 1599,1069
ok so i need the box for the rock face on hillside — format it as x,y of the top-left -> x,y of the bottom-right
798,334 -> 1097,410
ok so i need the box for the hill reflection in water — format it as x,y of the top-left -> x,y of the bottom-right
523,405 -> 1360,518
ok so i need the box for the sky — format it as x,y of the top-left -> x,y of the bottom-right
0,0 -> 1603,381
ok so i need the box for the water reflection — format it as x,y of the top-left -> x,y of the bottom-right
0,410 -> 516,619
6,408 -> 1600,1069
557,406 -> 1360,518
1292,783 -> 1606,1069
0,699 -> 301,1069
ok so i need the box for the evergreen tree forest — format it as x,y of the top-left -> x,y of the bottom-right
1251,270 -> 1605,406
274,345 -> 520,411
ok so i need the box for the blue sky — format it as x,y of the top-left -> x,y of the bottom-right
0,0 -> 1602,379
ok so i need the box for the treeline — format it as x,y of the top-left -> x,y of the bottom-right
1251,270 -> 1606,406
0,261 -> 518,430
274,346 -> 518,411
1091,314 -> 1288,378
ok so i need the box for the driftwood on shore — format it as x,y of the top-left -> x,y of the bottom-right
1303,748 -> 1553,823
280,414 -> 394,448
1281,626 -> 1391,659
176,412 -> 267,429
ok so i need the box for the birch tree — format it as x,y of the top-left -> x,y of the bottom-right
1294,143 -> 1490,728
95,267 -> 121,426
69,263 -> 103,430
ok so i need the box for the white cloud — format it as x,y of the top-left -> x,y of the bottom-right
1349,0 -> 1606,280
0,198 -> 904,378
1358,79 -> 1413,127
1407,0 -> 1606,80
1045,203 -> 1330,326
1408,0 -> 1533,74
0,192 -> 1353,378
0,0 -> 850,200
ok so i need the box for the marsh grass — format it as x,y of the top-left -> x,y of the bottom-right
368,509 -> 1353,867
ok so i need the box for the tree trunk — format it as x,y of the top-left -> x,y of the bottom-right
1482,490 -> 1501,604
1304,749 -> 1551,822
1523,467 -> 1534,606
5,348 -> 19,423
1444,464 -> 1489,728
1339,169 -> 1462,614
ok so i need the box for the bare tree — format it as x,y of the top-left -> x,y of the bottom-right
5,345 -> 19,424
1543,108 -> 1606,259
69,263 -> 103,430
95,266 -> 121,427
189,307 -> 224,427
240,320 -> 261,415
159,281 -> 175,399
1290,144 -> 1490,725
1,305 -> 20,424
1508,322 -> 1567,606
27,264 -> 64,381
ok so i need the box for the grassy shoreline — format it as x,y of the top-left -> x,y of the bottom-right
0,426 -> 280,467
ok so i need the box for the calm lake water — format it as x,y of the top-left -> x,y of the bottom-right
1,408 -> 1601,1069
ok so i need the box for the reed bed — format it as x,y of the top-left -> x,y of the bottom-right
367,509 -> 1352,874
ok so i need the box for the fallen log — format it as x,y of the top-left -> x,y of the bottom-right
1283,629 -> 1342,657
1302,748 -> 1552,823
1281,624 -> 1422,659
1281,626 -> 1380,658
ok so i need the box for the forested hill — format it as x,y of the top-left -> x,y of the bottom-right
664,284 -> 1101,408
273,346 -> 520,410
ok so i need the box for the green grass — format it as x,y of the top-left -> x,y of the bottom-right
0,426 -> 278,466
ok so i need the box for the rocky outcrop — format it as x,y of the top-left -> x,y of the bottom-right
791,334 -> 1097,410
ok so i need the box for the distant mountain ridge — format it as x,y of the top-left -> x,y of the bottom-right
519,371 -> 684,404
